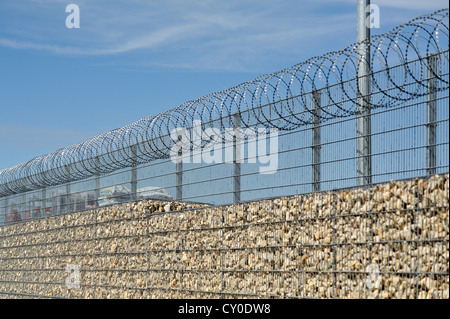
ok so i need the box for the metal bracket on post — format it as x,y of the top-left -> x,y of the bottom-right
312,90 -> 322,192
233,113 -> 242,204
426,55 -> 438,176
356,0 -> 372,187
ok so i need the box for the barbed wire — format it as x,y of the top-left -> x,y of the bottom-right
0,9 -> 448,197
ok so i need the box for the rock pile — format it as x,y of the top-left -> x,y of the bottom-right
0,175 -> 448,299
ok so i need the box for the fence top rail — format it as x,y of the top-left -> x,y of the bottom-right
0,8 -> 449,198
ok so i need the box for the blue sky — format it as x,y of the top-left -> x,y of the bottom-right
0,0 -> 448,171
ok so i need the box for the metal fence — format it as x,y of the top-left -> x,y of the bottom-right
0,9 -> 449,226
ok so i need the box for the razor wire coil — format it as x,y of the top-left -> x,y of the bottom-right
0,9 -> 448,197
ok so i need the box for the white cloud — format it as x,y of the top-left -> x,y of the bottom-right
0,38 -> 85,55
325,0 -> 448,10
0,0 -> 447,71
376,0 -> 448,10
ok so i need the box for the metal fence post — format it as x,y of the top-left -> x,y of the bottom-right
4,196 -> 9,225
131,145 -> 138,201
65,164 -> 71,214
426,55 -> 438,176
176,158 -> 183,201
21,193 -> 26,221
332,193 -> 337,298
233,113 -> 242,204
220,209 -> 225,298
42,188 -> 47,217
174,132 -> 184,201
357,0 -> 372,186
312,90 -> 322,192
95,157 -> 101,206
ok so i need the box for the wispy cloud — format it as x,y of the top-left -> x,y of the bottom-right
0,1 -> 356,69
0,0 -> 447,71
0,124 -> 92,149
326,0 -> 448,10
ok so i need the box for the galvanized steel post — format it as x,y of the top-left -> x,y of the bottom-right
357,0 -> 372,186
176,140 -> 183,201
65,164 -> 71,214
131,144 -> 138,201
95,157 -> 101,206
234,113 -> 242,204
312,90 -> 322,192
426,55 -> 438,176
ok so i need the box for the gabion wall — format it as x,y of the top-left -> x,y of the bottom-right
0,174 -> 448,299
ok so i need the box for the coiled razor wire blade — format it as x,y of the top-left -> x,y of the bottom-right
0,9 -> 449,197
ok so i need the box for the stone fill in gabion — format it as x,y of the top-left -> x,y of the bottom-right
0,175 -> 448,299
